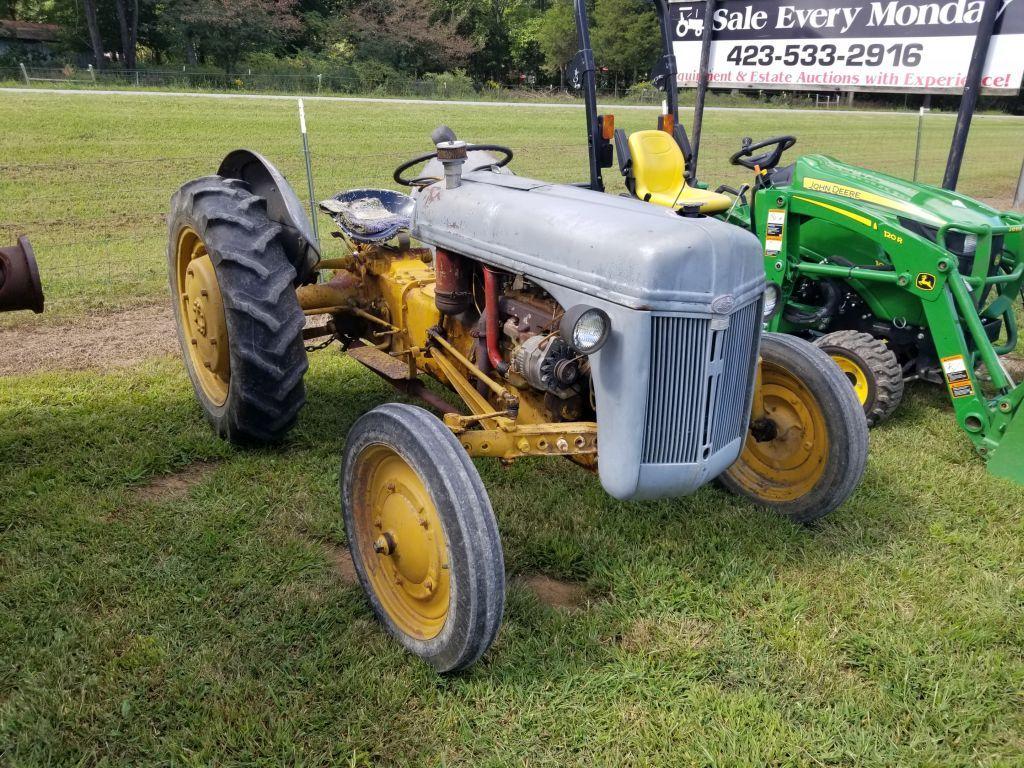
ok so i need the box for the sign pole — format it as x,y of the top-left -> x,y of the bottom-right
942,0 -> 1000,191
690,0 -> 715,181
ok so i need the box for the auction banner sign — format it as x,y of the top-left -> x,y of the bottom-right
671,0 -> 1024,94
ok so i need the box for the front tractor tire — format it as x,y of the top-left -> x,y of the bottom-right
168,176 -> 308,444
721,333 -> 868,524
813,330 -> 904,428
342,404 -> 505,673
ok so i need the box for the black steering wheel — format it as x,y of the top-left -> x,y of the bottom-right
730,135 -> 797,170
393,144 -> 515,187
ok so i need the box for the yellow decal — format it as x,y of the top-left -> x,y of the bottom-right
916,273 -> 937,291
1009,225 -> 1022,233
794,195 -> 875,229
941,355 -> 974,399
802,177 -> 944,226
883,230 -> 903,245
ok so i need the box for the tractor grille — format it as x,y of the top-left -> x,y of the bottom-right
641,300 -> 761,465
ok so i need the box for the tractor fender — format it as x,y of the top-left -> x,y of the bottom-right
218,149 -> 320,281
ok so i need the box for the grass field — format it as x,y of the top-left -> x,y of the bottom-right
2,92 -> 1024,765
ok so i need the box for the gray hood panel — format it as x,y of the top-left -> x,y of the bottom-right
412,172 -> 765,313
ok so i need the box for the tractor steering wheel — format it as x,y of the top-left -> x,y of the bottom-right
730,135 -> 797,171
393,145 -> 515,187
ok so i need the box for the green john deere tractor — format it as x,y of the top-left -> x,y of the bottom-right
568,0 -> 1024,484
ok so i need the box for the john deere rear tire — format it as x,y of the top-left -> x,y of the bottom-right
720,333 -> 868,524
342,403 -> 505,673
168,176 -> 307,444
814,330 -> 904,428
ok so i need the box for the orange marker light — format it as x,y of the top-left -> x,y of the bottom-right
601,114 -> 615,140
658,113 -> 674,134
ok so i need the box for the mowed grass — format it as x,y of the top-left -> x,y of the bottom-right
0,90 -> 1022,321
1,92 -> 1024,765
3,356 -> 1024,765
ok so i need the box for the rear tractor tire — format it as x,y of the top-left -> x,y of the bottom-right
168,176 -> 308,445
720,333 -> 868,524
813,330 -> 904,428
342,404 -> 505,673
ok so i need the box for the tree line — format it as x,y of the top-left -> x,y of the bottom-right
3,0 -> 1020,112
1,0 -> 661,88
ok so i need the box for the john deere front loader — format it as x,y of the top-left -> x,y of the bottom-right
579,0 -> 1024,484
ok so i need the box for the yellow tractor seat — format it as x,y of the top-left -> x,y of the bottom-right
627,130 -> 732,214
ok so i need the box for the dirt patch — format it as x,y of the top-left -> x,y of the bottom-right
520,574 -> 588,611
132,461 -> 217,502
0,304 -> 178,376
324,542 -> 359,586
1,305 -> 335,377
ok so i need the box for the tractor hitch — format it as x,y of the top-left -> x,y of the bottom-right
0,235 -> 44,314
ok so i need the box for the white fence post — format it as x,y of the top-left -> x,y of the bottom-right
19,62 -> 30,85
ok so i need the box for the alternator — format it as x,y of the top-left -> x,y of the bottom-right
511,335 -> 579,395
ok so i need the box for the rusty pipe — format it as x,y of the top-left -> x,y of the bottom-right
296,270 -> 361,313
482,266 -> 507,375
0,236 -> 44,314
434,248 -> 472,315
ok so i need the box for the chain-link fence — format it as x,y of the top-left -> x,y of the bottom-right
2,64 -> 928,107
2,64 -> 663,103
1,91 -> 1021,324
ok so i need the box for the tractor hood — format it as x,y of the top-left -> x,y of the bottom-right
412,171 -> 765,313
791,155 -> 1007,230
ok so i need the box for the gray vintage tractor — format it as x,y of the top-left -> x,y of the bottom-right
167,131 -> 867,671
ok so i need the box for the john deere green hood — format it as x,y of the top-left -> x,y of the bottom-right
791,155 -> 1005,229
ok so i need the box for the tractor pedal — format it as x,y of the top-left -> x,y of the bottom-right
347,345 -> 413,380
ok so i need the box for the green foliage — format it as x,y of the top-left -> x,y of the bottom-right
172,0 -> 302,71
421,68 -> 476,97
536,0 -> 574,81
503,0 -> 545,75
591,0 -> 658,81
624,79 -> 656,101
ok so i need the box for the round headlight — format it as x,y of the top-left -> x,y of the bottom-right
762,283 -> 781,319
560,305 -> 611,354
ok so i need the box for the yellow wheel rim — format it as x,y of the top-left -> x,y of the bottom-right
352,446 -> 450,640
727,361 -> 829,502
175,226 -> 229,405
831,354 -> 870,406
